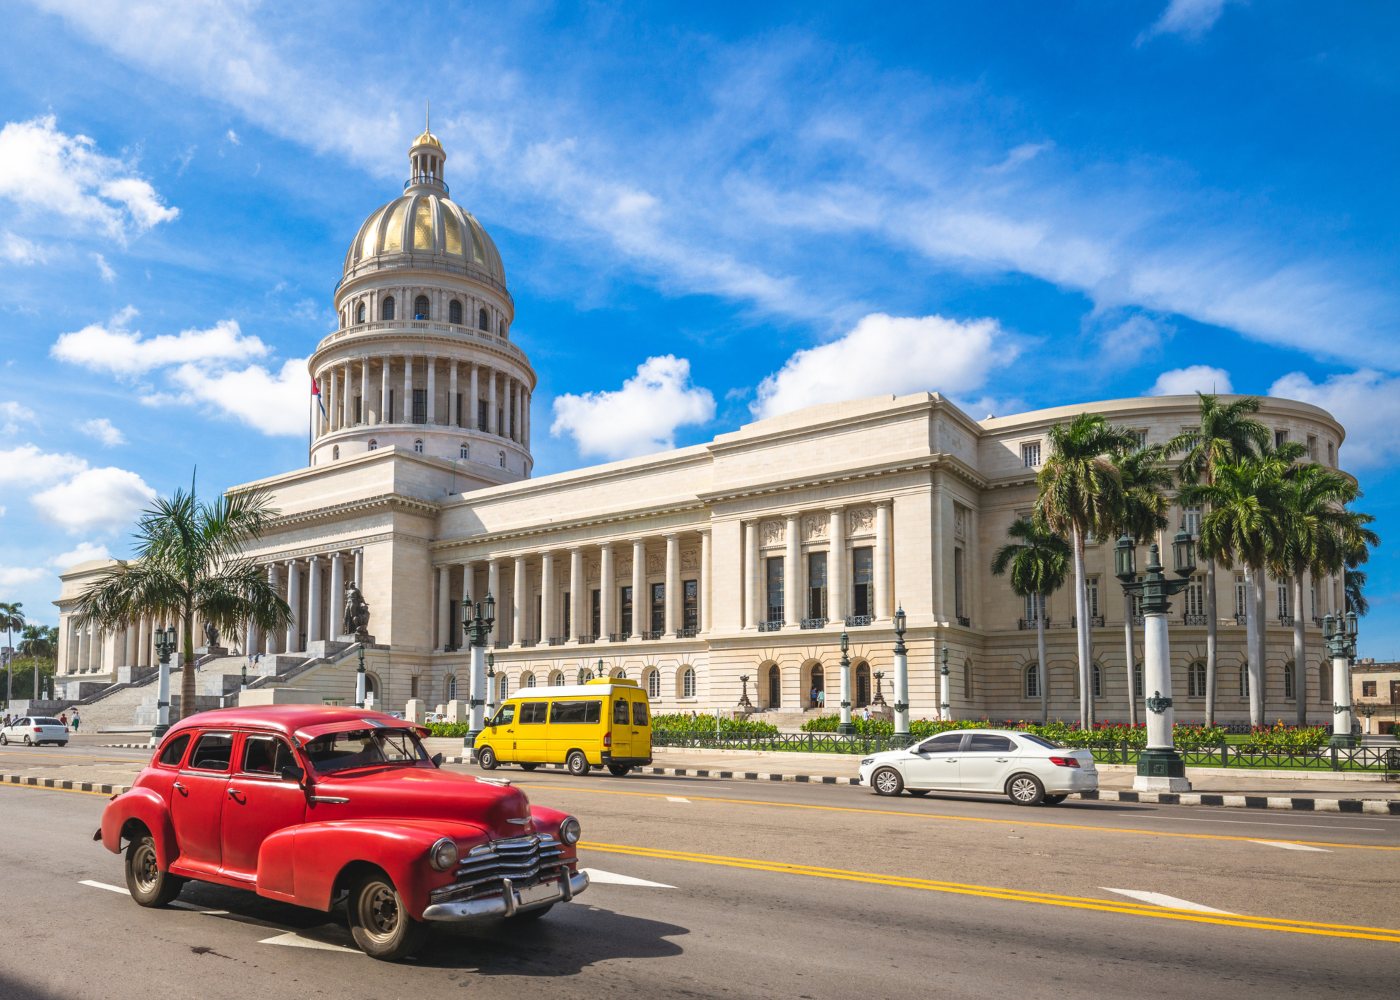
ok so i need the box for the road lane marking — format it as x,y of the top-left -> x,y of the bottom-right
581,841 -> 1400,944
582,868 -> 676,888
1251,840 -> 1332,852
0,750 -> 144,764
2,781 -> 124,797
79,879 -> 128,895
666,796 -> 690,803
524,782 -> 1400,852
1102,888 -> 1233,913
258,932 -> 360,954
1121,814 -> 1384,832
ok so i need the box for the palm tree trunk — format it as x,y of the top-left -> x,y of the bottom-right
1072,526 -> 1092,729
1036,594 -> 1049,726
1293,575 -> 1306,727
1123,589 -> 1136,726
1204,559 -> 1218,728
1251,570 -> 1267,725
179,605 -> 197,723
1244,569 -> 1262,726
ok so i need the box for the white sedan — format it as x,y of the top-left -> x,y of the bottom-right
858,729 -> 1097,805
0,717 -> 69,747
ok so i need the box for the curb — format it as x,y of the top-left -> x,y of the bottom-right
2,773 -> 131,795
446,758 -> 1400,814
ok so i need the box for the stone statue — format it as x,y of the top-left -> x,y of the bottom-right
203,621 -> 220,647
343,580 -> 371,637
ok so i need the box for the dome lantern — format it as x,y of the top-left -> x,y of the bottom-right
407,102 -> 447,195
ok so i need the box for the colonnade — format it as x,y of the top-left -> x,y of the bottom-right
259,549 -> 364,656
337,287 -> 508,341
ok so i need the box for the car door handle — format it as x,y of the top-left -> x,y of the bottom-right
172,781 -> 187,794
227,787 -> 245,802
995,758 -> 1009,762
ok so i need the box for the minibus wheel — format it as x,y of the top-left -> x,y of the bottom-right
607,764 -> 631,777
566,750 -> 590,776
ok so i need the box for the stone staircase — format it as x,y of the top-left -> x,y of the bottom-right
748,708 -> 826,733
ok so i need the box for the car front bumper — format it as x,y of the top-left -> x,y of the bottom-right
420,870 -> 590,922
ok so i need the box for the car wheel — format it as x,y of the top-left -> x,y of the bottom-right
1007,773 -> 1045,806
477,746 -> 498,770
1043,794 -> 1068,805
0,733 -> 7,744
510,903 -> 554,921
566,750 -> 590,776
871,766 -> 904,796
125,834 -> 184,907
23,735 -> 32,746
57,742 -> 67,748
518,762 -> 538,771
348,873 -> 427,961
606,764 -> 631,777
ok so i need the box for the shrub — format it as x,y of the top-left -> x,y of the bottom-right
1238,722 -> 1329,753
652,712 -> 780,738
424,722 -> 474,738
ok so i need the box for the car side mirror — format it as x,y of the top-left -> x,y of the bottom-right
279,764 -> 305,783
431,752 -> 445,767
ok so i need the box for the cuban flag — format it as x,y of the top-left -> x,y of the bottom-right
312,377 -> 327,419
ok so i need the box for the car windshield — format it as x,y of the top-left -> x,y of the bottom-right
1018,733 -> 1064,749
302,728 -> 429,773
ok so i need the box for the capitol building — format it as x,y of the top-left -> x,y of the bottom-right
54,129 -> 1345,727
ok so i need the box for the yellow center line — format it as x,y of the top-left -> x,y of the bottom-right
523,781 -> 1399,852
582,840 -> 1400,944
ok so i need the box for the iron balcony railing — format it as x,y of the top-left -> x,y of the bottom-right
1183,614 -> 1209,626
844,615 -> 873,627
799,617 -> 827,630
608,632 -> 628,642
676,627 -> 698,639
1017,618 -> 1045,630
643,630 -> 664,641
957,616 -> 971,627
1071,615 -> 1106,628
1234,613 -> 1248,625
576,634 -> 597,645
547,637 -> 564,647
757,620 -> 784,633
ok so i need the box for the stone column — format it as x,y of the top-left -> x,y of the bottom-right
137,616 -> 151,668
503,379 -> 513,442
523,389 -> 531,449
469,363 -> 479,431
487,558 -> 502,628
631,540 -> 646,638
875,502 -> 892,620
437,566 -> 451,650
488,368 -> 498,436
600,543 -> 615,640
426,355 -> 437,424
665,534 -> 680,635
513,556 -> 527,647
568,548 -> 583,642
744,521 -> 759,629
329,552 -> 344,636
403,355 -> 413,423
380,358 -> 391,425
829,509 -> 846,623
265,564 -> 281,654
700,529 -> 712,632
342,362 -> 352,429
540,552 -> 556,643
285,560 -> 301,653
306,556 -> 323,643
354,549 -> 364,587
123,621 -> 137,668
785,514 -> 800,626
448,360 -> 459,427
361,357 -> 370,425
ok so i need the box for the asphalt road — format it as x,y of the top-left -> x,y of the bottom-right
1,752 -> 1398,999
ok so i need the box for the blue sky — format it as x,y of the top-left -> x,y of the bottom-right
2,1 -> 1398,654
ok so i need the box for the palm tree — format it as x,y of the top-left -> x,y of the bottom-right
1035,413 -> 1139,727
73,487 -> 291,722
18,623 -> 57,660
1,601 -> 25,707
1345,565 -> 1370,616
991,517 -> 1071,724
1167,394 -> 1269,727
1110,444 -> 1172,726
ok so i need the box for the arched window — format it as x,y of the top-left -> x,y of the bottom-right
766,663 -> 781,708
498,450 -> 506,468
497,674 -> 508,701
1188,661 -> 1207,698
332,445 -> 340,460
413,439 -> 424,454
499,318 -> 506,336
964,658 -> 974,699
1024,663 -> 1040,700
368,439 -> 378,451
449,299 -> 463,325
1091,663 -> 1103,699
521,671 -> 535,689
549,670 -> 565,686
680,666 -> 696,699
1318,662 -> 1332,701
1239,665 -> 1250,698
646,668 -> 661,699
478,307 -> 489,331
809,663 -> 825,708
459,443 -> 469,459
1283,660 -> 1296,700
445,675 -> 456,700
578,667 -> 594,684
414,294 -> 429,320
356,302 -> 366,324
855,662 -> 870,707
381,296 -> 395,321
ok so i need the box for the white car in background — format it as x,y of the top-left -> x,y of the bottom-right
858,729 -> 1097,805
0,717 -> 69,747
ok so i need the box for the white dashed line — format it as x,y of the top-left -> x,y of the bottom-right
666,796 -> 690,803
79,879 -> 128,895
582,868 -> 676,888
258,932 -> 360,953
1102,888 -> 1233,914
1249,840 -> 1331,852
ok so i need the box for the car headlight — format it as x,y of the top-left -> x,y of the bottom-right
559,816 -> 581,846
429,837 -> 458,871
860,757 -> 875,766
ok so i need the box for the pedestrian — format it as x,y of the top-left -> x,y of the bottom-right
810,685 -> 818,707
861,706 -> 871,722
816,688 -> 825,710
60,711 -> 69,727
71,709 -> 81,732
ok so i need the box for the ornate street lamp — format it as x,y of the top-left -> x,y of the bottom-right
1114,528 -> 1196,791
1322,611 -> 1359,748
485,651 -> 497,716
837,631 -> 854,735
939,645 -> 950,721
461,592 -> 496,753
1356,702 -> 1376,737
892,606 -> 910,738
152,624 -> 177,738
738,674 -> 753,709
354,641 -> 368,708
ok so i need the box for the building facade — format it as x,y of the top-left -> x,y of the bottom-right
54,131 -> 1346,726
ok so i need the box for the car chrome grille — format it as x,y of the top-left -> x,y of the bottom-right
428,834 -> 566,904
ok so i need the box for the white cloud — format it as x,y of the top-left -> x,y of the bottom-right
0,565 -> 47,588
225,129 -> 240,145
551,355 -> 715,460
1139,0 -> 1231,43
93,252 -> 115,282
161,356 -> 309,437
1269,369 -> 1400,469
77,417 -> 125,446
1,401 -> 37,435
0,114 -> 177,240
1093,313 -> 1172,367
753,313 -> 1017,420
1148,365 -> 1233,396
0,444 -> 88,487
50,541 -> 111,567
52,308 -> 269,376
31,466 -> 156,533
1,230 -> 44,264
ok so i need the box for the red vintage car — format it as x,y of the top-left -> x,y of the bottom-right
97,705 -> 588,960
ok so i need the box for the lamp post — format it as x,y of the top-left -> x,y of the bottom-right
355,642 -> 367,709
1356,702 -> 1376,737
461,592 -> 496,751
1322,611 -> 1359,748
738,674 -> 753,709
485,652 -> 497,716
1114,529 -> 1195,792
892,606 -> 910,738
939,646 -> 950,721
837,631 -> 854,735
152,625 -> 177,738
240,660 -> 249,694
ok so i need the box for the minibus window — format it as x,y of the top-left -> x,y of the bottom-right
551,700 -> 602,724
520,702 -> 548,724
613,700 -> 629,724
490,705 -> 515,726
632,702 -> 649,726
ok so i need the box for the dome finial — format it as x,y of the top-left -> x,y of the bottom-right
425,98 -> 430,134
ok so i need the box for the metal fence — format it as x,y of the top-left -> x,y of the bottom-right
652,731 -> 916,754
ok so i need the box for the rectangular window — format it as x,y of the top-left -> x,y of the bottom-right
1024,593 -> 1040,624
807,552 -> 828,620
1086,576 -> 1100,619
613,700 -> 630,725
410,674 -> 419,698
412,388 -> 427,424
620,586 -> 633,636
1327,441 -> 1335,465
590,589 -> 601,638
682,579 -> 699,631
478,399 -> 489,431
765,557 -> 784,624
1362,681 -> 1376,697
354,396 -> 362,423
1275,429 -> 1289,449
852,546 -> 873,617
954,547 -> 966,619
388,389 -> 396,421
1021,441 -> 1041,468
562,592 -> 571,638
519,702 -> 548,724
1277,580 -> 1290,617
1130,429 -> 1148,449
188,733 -> 233,772
1184,505 -> 1202,535
650,582 -> 665,633
1234,575 -> 1247,616
632,702 -> 649,725
549,700 -> 602,725
1310,581 -> 1318,620
455,393 -> 462,427
1307,434 -> 1318,460
1185,578 -> 1204,618
534,595 -> 542,642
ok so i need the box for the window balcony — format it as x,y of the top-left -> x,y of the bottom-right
608,632 -> 628,642
799,617 -> 827,630
643,630 -> 664,641
1071,615 -> 1105,628
956,615 -> 971,627
757,620 -> 784,633
1277,615 -> 1295,626
1182,614 -> 1209,626
517,639 -> 536,648
676,627 -> 698,639
576,634 -> 597,645
547,637 -> 564,647
844,615 -> 873,628
1017,618 -> 1046,630
1234,613 -> 1248,625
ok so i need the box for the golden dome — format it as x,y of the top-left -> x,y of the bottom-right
412,129 -> 442,149
343,192 -> 506,288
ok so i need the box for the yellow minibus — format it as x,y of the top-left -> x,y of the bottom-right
474,677 -> 652,776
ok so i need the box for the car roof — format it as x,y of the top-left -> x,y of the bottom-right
926,728 -> 1025,737
164,704 -> 417,740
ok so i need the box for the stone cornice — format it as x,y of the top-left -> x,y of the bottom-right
265,492 -> 441,529
700,453 -> 986,504
431,499 -> 710,554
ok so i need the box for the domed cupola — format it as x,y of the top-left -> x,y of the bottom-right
310,115 -> 535,488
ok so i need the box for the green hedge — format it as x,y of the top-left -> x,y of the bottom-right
424,723 -> 474,738
651,712 -> 780,738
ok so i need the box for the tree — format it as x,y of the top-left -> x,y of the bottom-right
1,601 -> 25,707
991,517 -> 1070,724
1345,565 -> 1369,616
1167,394 -> 1269,727
1109,444 -> 1172,726
1035,413 -> 1139,727
73,487 -> 291,722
